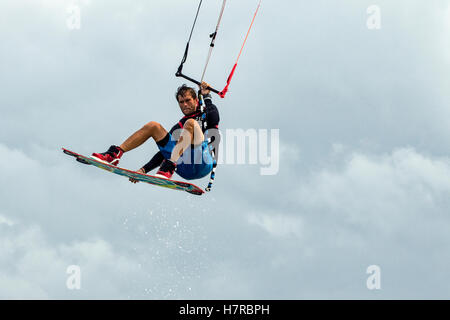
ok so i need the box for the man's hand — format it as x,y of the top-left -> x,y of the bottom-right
200,81 -> 210,96
129,168 -> 145,183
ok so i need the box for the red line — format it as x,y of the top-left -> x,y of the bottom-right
236,0 -> 261,64
219,0 -> 262,98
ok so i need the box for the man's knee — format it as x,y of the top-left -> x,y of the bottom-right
184,118 -> 199,131
143,121 -> 162,132
184,119 -> 204,144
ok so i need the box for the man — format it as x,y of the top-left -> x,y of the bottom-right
91,82 -> 219,181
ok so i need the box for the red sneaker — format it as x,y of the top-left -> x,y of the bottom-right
91,145 -> 123,166
155,159 -> 176,179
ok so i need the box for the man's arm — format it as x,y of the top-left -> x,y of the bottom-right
202,91 -> 220,167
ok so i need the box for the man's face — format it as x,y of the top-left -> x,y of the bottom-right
177,92 -> 199,115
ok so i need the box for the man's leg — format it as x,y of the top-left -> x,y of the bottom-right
155,119 -> 204,179
169,119 -> 204,163
120,121 -> 168,153
92,121 -> 168,165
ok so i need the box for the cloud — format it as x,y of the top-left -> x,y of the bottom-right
0,142 -> 214,298
247,213 -> 303,238
231,147 -> 450,298
1,0 -> 450,299
295,148 -> 450,229
0,217 -> 143,299
277,146 -> 450,287
0,215 -> 15,227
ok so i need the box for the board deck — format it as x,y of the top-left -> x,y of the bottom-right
62,148 -> 204,196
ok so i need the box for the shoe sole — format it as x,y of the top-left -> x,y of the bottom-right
90,155 -> 119,166
154,173 -> 171,179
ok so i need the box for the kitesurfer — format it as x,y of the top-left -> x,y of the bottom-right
92,82 -> 219,181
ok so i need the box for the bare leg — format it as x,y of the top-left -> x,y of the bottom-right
119,121 -> 168,152
170,119 -> 204,162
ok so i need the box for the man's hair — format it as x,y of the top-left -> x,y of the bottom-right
175,84 -> 197,102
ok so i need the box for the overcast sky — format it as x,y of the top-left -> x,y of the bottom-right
1,0 -> 449,299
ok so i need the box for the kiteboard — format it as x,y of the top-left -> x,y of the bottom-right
62,148 -> 204,196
